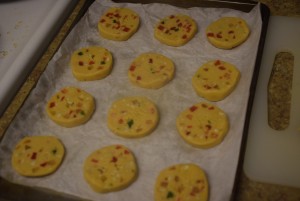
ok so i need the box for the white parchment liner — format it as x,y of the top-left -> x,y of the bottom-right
0,1 -> 262,200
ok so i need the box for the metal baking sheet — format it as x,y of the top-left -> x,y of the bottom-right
0,0 -> 270,200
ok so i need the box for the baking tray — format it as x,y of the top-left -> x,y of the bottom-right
0,0 -> 270,200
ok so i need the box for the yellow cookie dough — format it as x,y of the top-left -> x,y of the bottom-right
154,14 -> 197,47
98,7 -> 140,41
107,96 -> 159,138
206,17 -> 250,49
154,164 -> 209,201
83,144 -> 138,193
70,46 -> 113,81
46,86 -> 95,127
11,136 -> 65,177
192,60 -> 240,101
128,53 -> 175,89
176,102 -> 229,148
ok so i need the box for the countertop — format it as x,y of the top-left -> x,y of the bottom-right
0,0 -> 299,200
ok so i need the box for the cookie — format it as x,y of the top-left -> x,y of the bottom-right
154,14 -> 197,46
154,163 -> 209,201
46,87 -> 95,127
128,53 -> 175,89
83,144 -> 138,193
70,46 -> 113,81
11,136 -> 65,177
192,60 -> 240,101
176,102 -> 229,148
206,17 -> 250,49
98,7 -> 140,41
107,96 -> 159,138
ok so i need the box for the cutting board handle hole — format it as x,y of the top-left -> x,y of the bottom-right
267,51 -> 294,131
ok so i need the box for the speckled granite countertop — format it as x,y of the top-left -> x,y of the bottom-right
260,0 -> 300,17
0,0 -> 299,200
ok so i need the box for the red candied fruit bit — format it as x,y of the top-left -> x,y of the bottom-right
204,84 -> 211,89
158,25 -> 165,31
189,105 -> 198,112
123,27 -> 130,32
129,65 -> 136,72
207,32 -> 214,37
218,66 -> 226,70
40,162 -> 48,167
49,102 -> 55,108
31,152 -> 37,160
216,33 -> 222,38
111,156 -> 118,163
208,106 -> 214,110
205,124 -> 212,130
214,60 -> 221,66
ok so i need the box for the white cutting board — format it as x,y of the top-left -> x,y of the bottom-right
243,16 -> 300,188
0,0 -> 79,115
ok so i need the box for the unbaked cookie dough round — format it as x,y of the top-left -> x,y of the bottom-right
154,163 -> 209,201
107,96 -> 159,138
11,136 -> 65,177
154,14 -> 197,47
70,46 -> 113,81
128,53 -> 175,89
83,144 -> 138,193
176,102 -> 229,148
192,60 -> 240,101
98,7 -> 140,41
206,17 -> 250,49
46,86 -> 95,127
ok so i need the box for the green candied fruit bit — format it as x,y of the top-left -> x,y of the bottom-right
166,191 -> 174,198
78,52 -> 83,56
52,148 -> 57,155
127,119 -> 134,128
80,110 -> 85,116
101,61 -> 106,65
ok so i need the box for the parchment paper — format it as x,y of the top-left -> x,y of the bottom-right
0,1 -> 262,200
